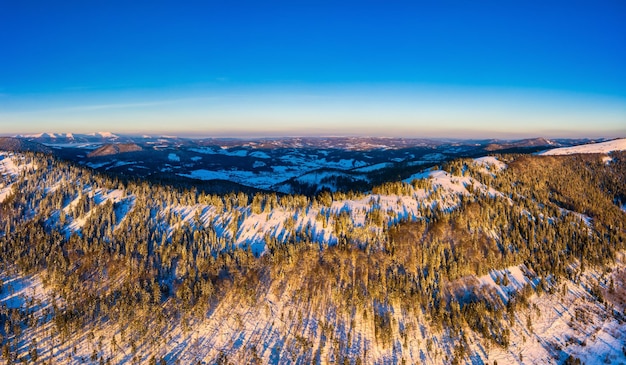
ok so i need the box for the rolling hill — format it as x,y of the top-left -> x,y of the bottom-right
0,144 -> 625,364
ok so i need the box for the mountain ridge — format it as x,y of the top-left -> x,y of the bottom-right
0,137 -> 52,153
0,148 -> 625,364
87,143 -> 143,157
12,132 -> 608,150
7,133 -> 618,196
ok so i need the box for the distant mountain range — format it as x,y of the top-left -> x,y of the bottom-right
2,133 -> 623,195
11,132 -> 606,150
14,131 -> 122,143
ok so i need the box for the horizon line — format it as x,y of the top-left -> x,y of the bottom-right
2,131 -> 624,142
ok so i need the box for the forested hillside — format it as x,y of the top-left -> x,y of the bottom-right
0,150 -> 625,364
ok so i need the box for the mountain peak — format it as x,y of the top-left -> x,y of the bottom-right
88,131 -> 118,138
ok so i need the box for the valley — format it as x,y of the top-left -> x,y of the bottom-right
4,134 -> 605,195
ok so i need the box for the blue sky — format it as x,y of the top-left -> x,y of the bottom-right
1,1 -> 625,138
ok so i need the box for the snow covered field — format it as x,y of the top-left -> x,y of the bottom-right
540,138 -> 626,156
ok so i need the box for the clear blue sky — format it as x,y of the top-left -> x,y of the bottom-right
1,1 -> 625,138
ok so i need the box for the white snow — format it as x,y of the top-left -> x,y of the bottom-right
0,271 -> 50,312
190,147 -> 249,157
181,169 -> 221,180
43,141 -> 103,149
21,132 -> 46,138
64,188 -> 134,234
86,161 -> 109,169
474,156 -> 507,171
168,153 -> 181,162
480,262 -> 626,365
0,151 -> 506,250
105,160 -> 136,169
540,138 -> 626,155
0,185 -> 13,203
94,131 -> 118,138
405,169 -> 499,196
353,162 -> 393,172
336,158 -> 366,168
4,150 -> 626,364
3,256 -> 625,365
0,177 -> 13,203
422,153 -> 446,161
181,169 -> 254,181
249,151 -> 271,159
0,153 -> 33,202
428,171 -> 472,194
0,153 -> 21,175
179,169 -> 286,190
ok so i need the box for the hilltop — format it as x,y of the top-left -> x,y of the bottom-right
87,143 -> 143,157
539,138 -> 626,156
0,143 -> 625,364
0,137 -> 51,153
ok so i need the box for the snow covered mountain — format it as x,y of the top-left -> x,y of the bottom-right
539,137 -> 626,155
7,133 -> 599,195
1,147 -> 625,364
15,131 -> 121,144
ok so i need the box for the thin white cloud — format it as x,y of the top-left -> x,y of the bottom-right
61,100 -> 178,111
7,96 -> 222,114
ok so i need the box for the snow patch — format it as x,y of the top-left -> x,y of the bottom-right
249,151 -> 271,159
105,160 -> 136,169
190,147 -> 248,157
540,138 -> 626,155
353,162 -> 393,172
422,153 -> 446,161
86,161 -> 109,169
473,156 -> 506,171
94,131 -> 118,138
0,153 -> 35,203
0,153 -> 19,177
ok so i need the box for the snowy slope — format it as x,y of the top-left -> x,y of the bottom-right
2,151 -> 626,364
540,138 -> 626,155
3,151 -> 506,255
0,153 -> 20,177
4,253 -> 625,365
473,262 -> 626,365
474,156 -> 507,171
0,153 -> 35,203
